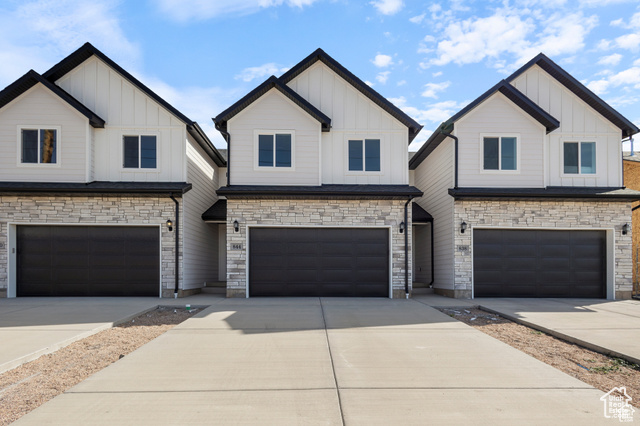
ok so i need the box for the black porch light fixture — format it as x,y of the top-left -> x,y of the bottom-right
622,223 -> 630,235
233,220 -> 239,232
460,222 -> 467,234
166,219 -> 173,232
399,221 -> 405,234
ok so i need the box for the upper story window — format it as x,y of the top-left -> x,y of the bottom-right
123,135 -> 157,169
20,127 -> 58,164
257,132 -> 292,168
483,136 -> 517,171
349,139 -> 380,172
564,141 -> 595,174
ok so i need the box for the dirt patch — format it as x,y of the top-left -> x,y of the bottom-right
439,307 -> 640,408
0,305 -> 207,425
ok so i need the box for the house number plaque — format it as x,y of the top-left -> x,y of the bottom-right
231,243 -> 243,250
457,245 -> 470,254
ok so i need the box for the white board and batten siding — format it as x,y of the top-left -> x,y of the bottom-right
413,140 -> 455,290
287,62 -> 409,185
183,134 -> 221,289
56,56 -> 187,182
510,64 -> 622,187
455,93 -> 545,188
227,89 -> 321,185
0,85 -> 89,182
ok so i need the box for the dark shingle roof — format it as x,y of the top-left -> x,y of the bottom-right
507,53 -> 639,138
412,203 -> 433,223
0,70 -> 105,128
0,181 -> 192,195
217,184 -> 423,199
201,199 -> 227,222
448,186 -> 640,201
41,42 -> 226,167
213,76 -> 331,132
279,49 -> 423,142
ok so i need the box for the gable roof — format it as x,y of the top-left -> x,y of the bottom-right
409,80 -> 559,169
0,70 -> 105,128
280,48 -> 423,142
213,75 -> 331,132
42,42 -> 226,167
507,53 -> 639,138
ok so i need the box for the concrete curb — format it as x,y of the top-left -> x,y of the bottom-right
479,305 -> 640,366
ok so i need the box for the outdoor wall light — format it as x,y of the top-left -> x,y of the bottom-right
399,221 -> 405,234
166,219 -> 173,232
460,222 -> 468,234
233,220 -> 239,233
622,223 -> 630,235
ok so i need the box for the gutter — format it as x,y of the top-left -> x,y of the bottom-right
215,122 -> 231,186
429,218 -> 435,288
169,194 -> 180,298
403,197 -> 413,298
440,130 -> 459,189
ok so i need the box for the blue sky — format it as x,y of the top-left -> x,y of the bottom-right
0,0 -> 639,151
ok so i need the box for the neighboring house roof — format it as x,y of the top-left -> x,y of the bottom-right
0,181 -> 192,195
412,203 -> 433,223
216,184 -> 423,199
448,186 -> 640,201
279,48 -> 423,142
201,199 -> 226,222
41,42 -> 226,167
623,152 -> 640,163
409,80 -> 560,170
0,70 -> 105,128
507,53 -> 639,138
213,76 -> 331,132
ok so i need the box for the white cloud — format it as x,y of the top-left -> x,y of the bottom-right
615,33 -> 640,51
376,71 -> 391,84
421,81 -> 451,98
234,63 -> 287,82
409,13 -> 425,24
597,53 -> 623,66
365,80 -> 374,87
370,0 -> 404,15
372,54 -> 394,68
432,71 -> 443,77
154,0 -> 319,22
587,65 -> 640,95
587,79 -> 610,94
397,80 -> 406,86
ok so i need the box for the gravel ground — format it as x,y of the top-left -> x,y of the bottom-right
439,307 -> 640,408
0,305 -> 206,425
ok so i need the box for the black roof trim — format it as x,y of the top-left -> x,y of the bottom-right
506,53 -> 639,137
213,76 -> 331,132
412,203 -> 433,223
409,80 -> 560,170
42,42 -> 226,166
0,70 -> 105,128
279,48 -> 423,142
201,199 -> 227,222
449,186 -> 640,201
217,184 -> 423,199
0,181 -> 192,195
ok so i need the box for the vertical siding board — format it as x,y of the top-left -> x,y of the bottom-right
83,60 -> 97,112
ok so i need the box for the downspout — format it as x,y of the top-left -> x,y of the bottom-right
404,197 -> 412,299
441,131 -> 459,189
215,122 -> 231,186
169,194 -> 180,298
428,219 -> 435,288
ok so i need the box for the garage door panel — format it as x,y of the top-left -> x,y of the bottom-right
249,228 -> 388,297
474,229 -> 605,298
17,226 -> 159,297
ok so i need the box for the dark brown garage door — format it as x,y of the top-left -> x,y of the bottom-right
17,226 -> 160,297
249,228 -> 389,297
474,229 -> 606,298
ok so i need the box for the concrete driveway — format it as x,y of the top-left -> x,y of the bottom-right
15,298 -> 606,425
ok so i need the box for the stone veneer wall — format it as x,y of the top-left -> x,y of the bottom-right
226,199 -> 411,298
0,195 -> 181,297
452,199 -> 632,299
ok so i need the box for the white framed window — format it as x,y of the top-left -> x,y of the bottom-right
563,141 -> 596,175
348,138 -> 381,172
254,130 -> 294,170
17,126 -> 61,166
482,135 -> 518,172
123,135 -> 157,169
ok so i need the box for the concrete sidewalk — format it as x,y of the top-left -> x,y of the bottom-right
476,298 -> 640,365
0,294 -> 224,374
15,298 -> 606,425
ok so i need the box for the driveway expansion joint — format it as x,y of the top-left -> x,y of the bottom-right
319,297 -> 346,426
